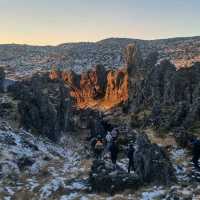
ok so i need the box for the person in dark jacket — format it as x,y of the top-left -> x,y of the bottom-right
190,138 -> 200,169
109,140 -> 119,169
127,144 -> 135,173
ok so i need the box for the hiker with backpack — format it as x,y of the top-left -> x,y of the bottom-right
127,143 -> 135,173
94,135 -> 104,160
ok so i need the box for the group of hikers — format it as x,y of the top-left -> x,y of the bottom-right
88,114 -> 200,173
91,132 -> 200,174
91,128 -> 135,173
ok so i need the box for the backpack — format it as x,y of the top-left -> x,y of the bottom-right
95,140 -> 103,150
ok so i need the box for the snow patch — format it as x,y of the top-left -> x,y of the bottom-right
141,189 -> 166,200
40,178 -> 65,199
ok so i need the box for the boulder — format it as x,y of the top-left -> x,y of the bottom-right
133,133 -> 176,185
89,160 -> 141,193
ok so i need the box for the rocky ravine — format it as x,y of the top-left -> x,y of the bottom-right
1,42 -> 200,199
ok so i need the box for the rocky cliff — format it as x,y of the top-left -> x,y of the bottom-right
49,65 -> 128,110
10,72 -> 72,140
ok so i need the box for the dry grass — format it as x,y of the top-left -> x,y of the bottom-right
145,128 -> 176,147
189,121 -> 200,136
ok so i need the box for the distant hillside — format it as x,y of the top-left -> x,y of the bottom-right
0,36 -> 200,79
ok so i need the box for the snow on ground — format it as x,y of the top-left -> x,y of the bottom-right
0,121 -> 87,200
1,120 -> 200,199
39,177 -> 65,199
141,188 -> 166,200
169,147 -> 191,182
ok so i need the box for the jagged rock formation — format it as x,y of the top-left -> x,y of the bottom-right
133,133 -> 175,184
48,43 -> 200,134
49,65 -> 128,110
144,62 -> 200,131
10,72 -> 72,140
125,44 -> 145,107
125,42 -> 200,132
8,42 -> 200,137
104,68 -> 128,108
125,43 -> 143,73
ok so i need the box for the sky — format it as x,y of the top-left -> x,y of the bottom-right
0,0 -> 200,45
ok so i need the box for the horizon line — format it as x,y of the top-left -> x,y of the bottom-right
0,35 -> 200,47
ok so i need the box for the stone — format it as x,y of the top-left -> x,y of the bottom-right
133,133 -> 176,185
89,160 -> 141,193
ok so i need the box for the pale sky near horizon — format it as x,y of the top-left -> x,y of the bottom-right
0,0 -> 200,45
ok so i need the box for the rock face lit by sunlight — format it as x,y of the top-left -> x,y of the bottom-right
49,65 -> 128,110
104,68 -> 128,109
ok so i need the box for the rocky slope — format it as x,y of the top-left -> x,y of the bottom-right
1,36 -> 200,79
0,120 -> 90,200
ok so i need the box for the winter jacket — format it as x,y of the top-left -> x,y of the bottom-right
127,146 -> 135,160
